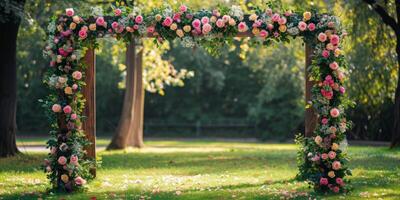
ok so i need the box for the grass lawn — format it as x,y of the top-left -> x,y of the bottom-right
1,140 -> 400,200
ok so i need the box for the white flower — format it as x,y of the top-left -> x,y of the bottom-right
229,5 -> 244,19
91,6 -> 104,16
47,21 -> 56,33
339,138 -> 348,152
287,27 -> 299,36
181,37 -> 196,48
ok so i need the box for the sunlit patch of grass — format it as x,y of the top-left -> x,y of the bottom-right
1,140 -> 400,199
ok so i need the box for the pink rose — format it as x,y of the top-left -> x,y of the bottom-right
114,9 -> 122,16
321,153 -> 328,160
201,16 -> 209,24
332,161 -> 342,170
322,50 -> 330,58
238,22 -> 248,32
63,105 -> 72,114
267,24 -> 274,30
265,8 -> 273,16
162,17 -> 173,27
328,151 -> 336,159
330,108 -> 340,118
321,118 -> 328,124
202,23 -> 212,34
173,13 -> 181,22
135,15 -> 143,24
332,186 -> 340,193
308,23 -> 315,31
336,178 -> 344,186
147,26 -> 155,33
71,113 -> 77,120
78,30 -> 87,39
111,22 -> 119,29
298,21 -> 307,31
278,17 -> 287,25
222,15 -> 230,22
50,146 -> 57,155
46,166 -> 52,172
74,176 -> 86,186
216,19 -> 225,28
65,8 -> 74,17
72,71 -> 82,80
318,33 -> 327,42
330,34 -> 340,45
320,177 -> 328,185
96,17 -> 105,26
52,104 -> 62,113
192,19 -> 201,29
329,62 -> 339,70
58,156 -> 67,165
339,86 -> 346,94
72,84 -> 78,90
311,155 -> 320,162
179,5 -> 187,12
271,13 -> 280,22
273,31 -> 279,37
328,21 -> 335,28
259,30 -> 269,38
70,155 -> 78,165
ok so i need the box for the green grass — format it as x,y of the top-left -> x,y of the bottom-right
1,140 -> 400,199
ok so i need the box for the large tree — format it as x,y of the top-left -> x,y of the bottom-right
0,0 -> 26,157
361,0 -> 400,147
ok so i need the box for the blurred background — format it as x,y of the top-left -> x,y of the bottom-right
15,0 -> 398,142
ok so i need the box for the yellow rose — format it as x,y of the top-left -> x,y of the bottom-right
170,23 -> 178,31
183,25 -> 191,32
176,29 -> 184,38
155,14 -> 162,22
61,174 -> 69,183
326,43 -> 334,50
64,87 -> 73,95
252,28 -> 260,36
210,16 -> 217,23
72,16 -> 80,24
249,14 -> 258,21
314,136 -> 322,145
69,22 -> 76,30
279,25 -> 287,32
303,11 -> 312,21
334,49 -> 341,57
328,171 -> 335,178
325,30 -> 332,38
228,18 -> 236,26
332,143 -> 339,151
89,23 -> 96,31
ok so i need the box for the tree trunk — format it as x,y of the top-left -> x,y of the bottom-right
391,36 -> 400,148
0,0 -> 25,157
107,40 -> 144,150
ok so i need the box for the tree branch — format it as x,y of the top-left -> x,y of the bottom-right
362,0 -> 399,34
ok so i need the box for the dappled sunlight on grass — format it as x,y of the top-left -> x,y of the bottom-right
1,140 -> 400,199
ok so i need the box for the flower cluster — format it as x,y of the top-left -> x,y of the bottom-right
43,4 -> 351,193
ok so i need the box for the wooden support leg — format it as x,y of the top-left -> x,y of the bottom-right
305,44 -> 318,137
82,48 -> 96,177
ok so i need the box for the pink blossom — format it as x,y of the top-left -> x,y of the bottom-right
308,23 -> 316,31
50,61 -> 56,67
96,17 -> 105,26
46,166 -> 52,172
222,15 -> 230,22
271,13 -> 280,22
71,113 -> 77,120
298,21 -> 307,31
58,156 -> 67,165
179,5 -> 187,12
201,16 -> 209,24
65,8 -> 74,17
147,26 -> 155,33
78,30 -> 87,39
114,9 -> 122,16
111,22 -> 119,29
320,177 -> 328,185
330,108 -> 340,118
238,22 -> 248,32
318,33 -> 327,42
70,155 -> 78,165
330,34 -> 340,45
162,17 -> 173,27
259,30 -> 268,38
311,155 -> 320,162
202,23 -> 212,34
252,20 -> 262,28
336,178 -> 344,186
216,19 -> 225,28
173,13 -> 181,22
192,19 -> 201,29
72,84 -> 78,90
332,161 -> 342,170
74,176 -> 87,186
72,71 -> 82,80
273,31 -> 279,37
339,86 -> 346,94
321,153 -> 328,160
332,186 -> 340,193
63,105 -> 72,114
52,104 -> 62,113
50,146 -> 57,155
267,24 -> 274,30
328,151 -> 336,159
321,118 -> 328,124
329,62 -> 339,70
133,24 -> 139,30
328,21 -> 335,28
278,17 -> 287,25
265,8 -> 273,16
135,15 -> 143,24
322,50 -> 330,58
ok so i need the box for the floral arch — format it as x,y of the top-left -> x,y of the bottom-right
42,3 -> 352,194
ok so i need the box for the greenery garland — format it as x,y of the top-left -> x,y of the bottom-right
42,3 -> 352,193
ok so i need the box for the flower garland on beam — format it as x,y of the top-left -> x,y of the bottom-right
42,3 -> 352,193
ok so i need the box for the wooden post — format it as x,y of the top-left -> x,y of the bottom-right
82,48 -> 96,177
305,43 -> 318,137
